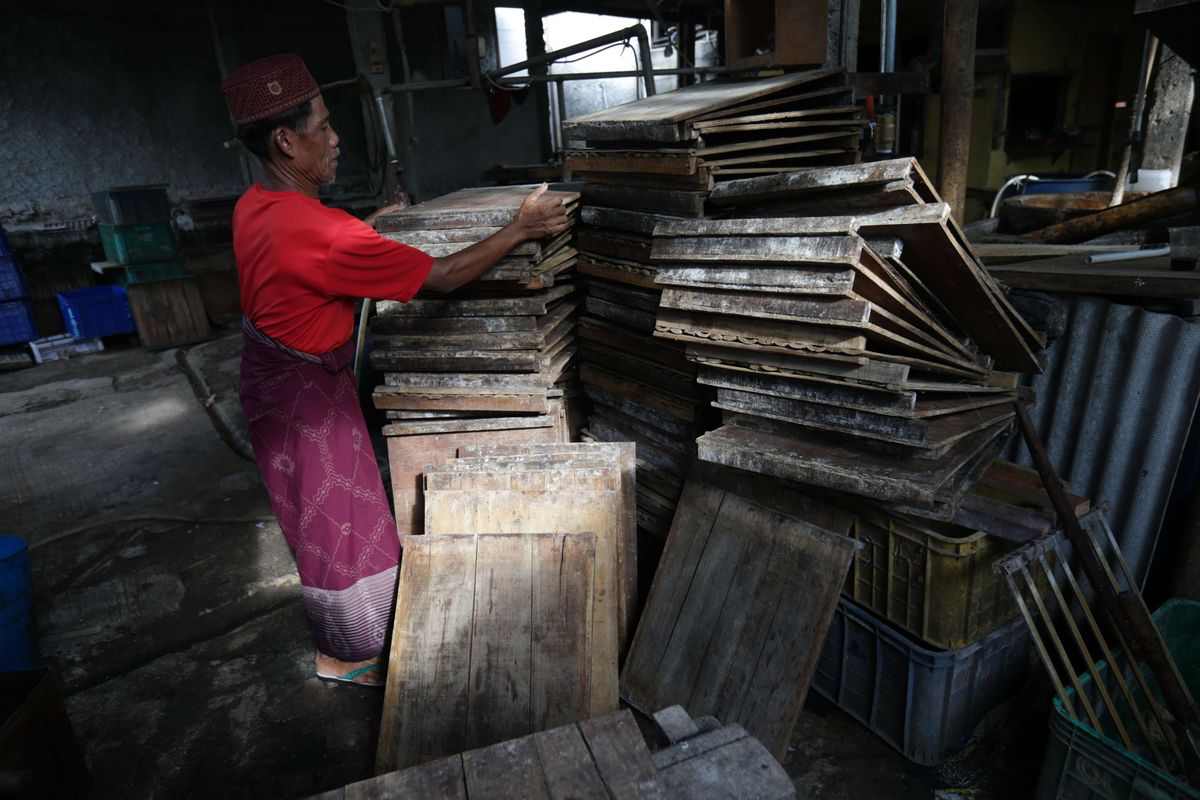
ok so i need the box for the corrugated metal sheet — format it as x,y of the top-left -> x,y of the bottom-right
1004,296 -> 1200,584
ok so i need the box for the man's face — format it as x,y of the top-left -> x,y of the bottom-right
287,95 -> 340,186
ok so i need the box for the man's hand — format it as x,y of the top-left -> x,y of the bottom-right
364,201 -> 409,228
513,184 -> 570,241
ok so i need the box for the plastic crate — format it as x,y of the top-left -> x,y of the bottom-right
98,222 -> 176,264
0,300 -> 38,346
56,286 -> 134,339
1035,599 -> 1200,800
91,185 -> 170,226
812,596 -> 1032,766
114,260 -> 187,287
0,255 -> 28,301
28,334 -> 104,364
846,508 -> 1054,649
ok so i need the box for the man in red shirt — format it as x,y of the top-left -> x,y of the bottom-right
221,55 -> 567,686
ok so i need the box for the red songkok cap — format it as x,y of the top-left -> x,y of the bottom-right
219,54 -> 320,126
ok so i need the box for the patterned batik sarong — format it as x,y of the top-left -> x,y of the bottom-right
239,317 -> 399,661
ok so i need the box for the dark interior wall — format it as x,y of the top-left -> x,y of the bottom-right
0,0 -> 543,226
0,1 -> 246,222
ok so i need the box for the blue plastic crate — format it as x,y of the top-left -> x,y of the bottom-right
56,286 -> 134,339
0,300 -> 38,346
812,595 -> 1032,766
0,256 -> 28,301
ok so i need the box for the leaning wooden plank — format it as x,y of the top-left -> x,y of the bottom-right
454,442 -> 638,655
581,342 -> 699,398
690,82 -> 854,123
581,383 -> 701,438
586,296 -> 658,334
685,342 -> 910,389
565,150 -> 703,178
373,311 -> 539,334
697,361 -> 917,413
588,279 -> 662,312
692,104 -> 861,129
620,465 -> 857,759
695,117 -> 865,137
650,233 -> 861,264
377,533 -> 598,773
562,69 -> 845,142
652,216 -> 855,238
424,492 -> 621,713
383,417 -> 560,535
579,316 -> 691,370
578,229 -> 653,262
578,254 -> 660,289
696,419 -> 1010,508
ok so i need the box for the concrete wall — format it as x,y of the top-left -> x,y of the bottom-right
0,0 -> 544,230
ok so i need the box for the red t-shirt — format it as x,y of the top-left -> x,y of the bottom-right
232,184 -> 433,354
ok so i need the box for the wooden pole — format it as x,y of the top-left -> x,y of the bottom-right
937,0 -> 979,223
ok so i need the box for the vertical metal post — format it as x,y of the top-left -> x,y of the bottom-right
636,24 -> 657,97
937,0 -> 978,222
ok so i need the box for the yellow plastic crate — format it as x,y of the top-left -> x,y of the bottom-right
846,510 -> 1053,650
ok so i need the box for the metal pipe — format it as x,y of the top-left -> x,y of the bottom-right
494,66 -> 728,84
487,23 -> 656,97
937,0 -> 979,222
1085,245 -> 1171,264
385,78 -> 473,93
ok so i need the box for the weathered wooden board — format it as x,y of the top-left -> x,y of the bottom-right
373,388 -> 552,414
565,150 -> 704,179
621,463 -> 857,759
384,417 -> 561,535
654,731 -> 793,800
376,533 -> 601,772
373,311 -> 540,334
582,363 -> 703,423
579,316 -> 690,370
126,278 -> 212,349
696,117 -> 864,138
712,386 -> 1014,454
581,183 -> 707,217
379,285 -> 575,318
691,83 -> 855,123
452,443 -> 638,656
562,69 -> 845,142
587,279 -> 662,312
375,185 -> 580,231
578,254 -> 660,289
577,229 -> 653,263
651,233 -> 862,264
693,103 -> 861,130
586,411 -> 695,476
697,416 -> 1012,508
381,342 -> 575,393
852,204 -> 1042,372
585,296 -> 658,334
424,491 -> 623,712
581,206 -> 685,236
684,342 -> 910,388
654,307 -> 868,355
374,298 -> 578,352
652,216 -> 855,238
707,157 -> 921,206
580,341 -> 698,397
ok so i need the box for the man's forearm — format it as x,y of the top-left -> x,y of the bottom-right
424,222 -> 526,293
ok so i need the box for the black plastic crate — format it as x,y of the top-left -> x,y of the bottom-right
91,185 -> 170,226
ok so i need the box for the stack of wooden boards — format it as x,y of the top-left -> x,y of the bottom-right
323,707 -> 795,800
563,70 -> 864,541
370,186 -> 583,534
376,443 -> 635,773
668,158 -> 1045,519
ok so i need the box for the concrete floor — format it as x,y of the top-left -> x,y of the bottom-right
0,326 -> 1043,798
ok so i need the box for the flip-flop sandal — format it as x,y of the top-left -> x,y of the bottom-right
316,662 -> 383,686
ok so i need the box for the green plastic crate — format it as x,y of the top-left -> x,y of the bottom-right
98,222 -> 176,264
114,261 -> 186,286
1036,599 -> 1200,799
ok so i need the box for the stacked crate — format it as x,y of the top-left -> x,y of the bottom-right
90,185 -> 209,347
0,223 -> 38,349
563,70 -> 864,543
369,185 -> 583,535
